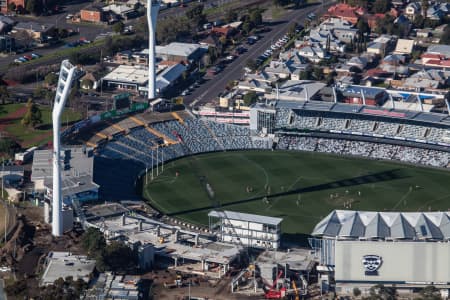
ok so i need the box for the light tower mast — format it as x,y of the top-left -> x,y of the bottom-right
147,0 -> 160,99
52,60 -> 78,237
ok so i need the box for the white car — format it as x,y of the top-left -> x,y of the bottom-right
270,44 -> 279,50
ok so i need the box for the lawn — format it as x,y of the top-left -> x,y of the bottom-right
1,103 -> 82,147
142,151 -> 450,235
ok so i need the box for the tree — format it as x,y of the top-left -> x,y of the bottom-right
243,91 -> 258,106
249,8 -> 263,26
242,21 -> 252,35
440,26 -> 450,45
225,9 -> 238,23
418,286 -> 441,300
368,284 -> 396,300
287,22 -> 298,37
246,59 -> 258,71
97,241 -> 137,272
186,4 -> 206,29
21,98 -> 42,128
0,138 -> 20,157
313,66 -> 324,80
357,18 -> 370,37
353,287 -> 362,297
44,73 -> 58,86
81,227 -> 106,256
113,21 -> 125,34
373,0 -> 390,13
25,0 -> 41,15
0,85 -> 9,104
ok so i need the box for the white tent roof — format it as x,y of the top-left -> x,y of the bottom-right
312,210 -> 450,240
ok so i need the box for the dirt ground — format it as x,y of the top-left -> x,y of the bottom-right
0,204 -> 84,298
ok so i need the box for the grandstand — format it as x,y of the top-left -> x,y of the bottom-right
66,99 -> 449,208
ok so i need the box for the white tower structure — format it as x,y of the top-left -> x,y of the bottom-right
147,0 -> 160,99
52,60 -> 78,237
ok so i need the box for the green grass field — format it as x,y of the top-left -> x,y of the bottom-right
1,103 -> 82,147
142,151 -> 450,235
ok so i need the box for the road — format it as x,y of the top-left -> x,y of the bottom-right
0,0 -> 260,71
184,2 -> 333,107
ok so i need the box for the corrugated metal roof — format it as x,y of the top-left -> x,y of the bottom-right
208,210 -> 283,226
312,210 -> 450,240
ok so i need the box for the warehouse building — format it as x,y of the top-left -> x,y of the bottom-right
311,210 -> 450,297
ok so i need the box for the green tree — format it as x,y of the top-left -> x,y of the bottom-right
225,9 -> 238,23
113,21 -> 125,34
249,8 -> 263,26
186,4 -> 206,28
417,286 -> 441,300
97,241 -> 137,272
0,85 -> 9,104
21,98 -> 42,128
25,0 -> 41,15
81,79 -> 94,90
373,0 -> 390,13
357,18 -> 370,37
243,91 -> 258,106
440,26 -> 450,45
242,21 -> 252,35
44,73 -> 58,86
246,58 -> 258,71
368,284 -> 397,300
353,287 -> 362,297
287,22 -> 298,37
313,66 -> 324,80
81,227 -> 106,256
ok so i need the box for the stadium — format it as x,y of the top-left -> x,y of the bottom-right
62,97 -> 450,295
66,100 -> 450,231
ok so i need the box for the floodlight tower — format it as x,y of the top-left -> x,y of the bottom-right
52,60 -> 78,237
147,0 -> 160,99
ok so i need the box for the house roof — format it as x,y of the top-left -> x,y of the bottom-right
394,39 -> 414,54
153,42 -> 202,59
427,44 -> 450,58
14,21 -> 54,33
312,210 -> 450,240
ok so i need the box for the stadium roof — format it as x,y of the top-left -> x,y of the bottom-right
312,210 -> 450,240
275,99 -> 450,128
208,210 -> 283,226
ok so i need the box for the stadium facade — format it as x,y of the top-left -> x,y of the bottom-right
311,210 -> 450,297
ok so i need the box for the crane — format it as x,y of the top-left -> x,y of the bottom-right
292,280 -> 300,300
264,270 -> 286,299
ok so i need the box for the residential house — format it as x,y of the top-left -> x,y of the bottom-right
237,78 -> 272,93
393,39 -> 414,55
13,21 -> 54,41
80,6 -> 107,23
346,56 -> 368,70
403,69 -> 450,90
325,3 -> 366,24
80,72 -> 100,90
380,54 -> 409,76
405,2 -> 421,20
366,35 -> 396,56
0,0 -> 24,13
265,80 -> 326,101
264,60 -> 296,79
297,45 -> 326,63
0,16 -> 14,33
393,15 -> 412,36
426,3 -> 449,21
416,29 -> 432,38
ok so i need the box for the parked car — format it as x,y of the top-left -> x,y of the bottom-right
31,53 -> 41,59
14,59 -> 23,63
23,54 -> 33,60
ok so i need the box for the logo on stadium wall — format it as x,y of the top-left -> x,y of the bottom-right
362,255 -> 382,275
